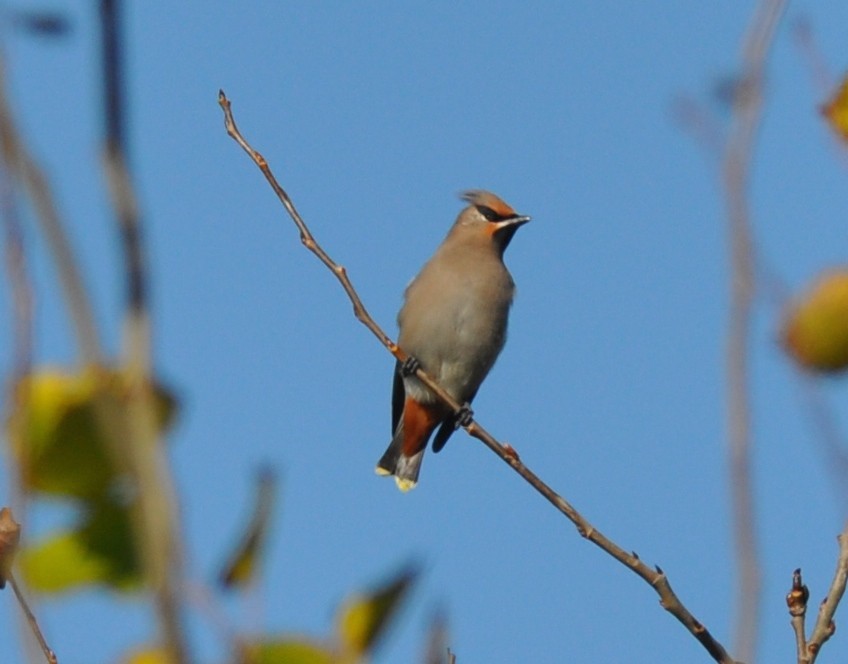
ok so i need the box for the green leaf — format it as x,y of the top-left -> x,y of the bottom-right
18,497 -> 141,593
241,638 -> 335,664
337,566 -> 417,656
9,367 -> 178,500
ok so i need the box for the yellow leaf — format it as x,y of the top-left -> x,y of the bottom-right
783,270 -> 848,372
823,74 -> 848,142
337,566 -> 416,656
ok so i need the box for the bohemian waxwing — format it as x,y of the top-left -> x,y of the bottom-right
376,190 -> 530,490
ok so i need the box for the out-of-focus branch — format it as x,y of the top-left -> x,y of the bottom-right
0,61 -> 101,366
721,2 -> 786,661
791,18 -> 832,100
1,166 -> 31,378
98,2 -> 186,662
218,90 -> 739,664
0,50 -> 92,664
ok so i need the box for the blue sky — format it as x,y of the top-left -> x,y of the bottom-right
2,2 -> 848,663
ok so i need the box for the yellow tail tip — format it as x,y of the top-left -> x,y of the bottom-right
375,466 -> 417,491
394,477 -> 417,492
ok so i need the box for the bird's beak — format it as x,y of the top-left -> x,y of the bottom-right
493,215 -> 531,232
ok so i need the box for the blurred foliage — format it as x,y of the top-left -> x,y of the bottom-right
9,367 -> 176,499
5,366 -> 176,592
19,497 -> 140,592
239,639 -> 336,664
782,270 -> 848,373
4,364 -> 422,653
218,466 -> 278,590
823,74 -> 848,143
0,5 -> 437,663
118,567 -> 418,664
336,566 -> 417,656
239,566 -> 418,664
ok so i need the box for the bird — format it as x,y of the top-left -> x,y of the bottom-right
376,190 -> 530,491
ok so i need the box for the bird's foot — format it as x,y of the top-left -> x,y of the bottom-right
455,403 -> 474,428
400,356 -> 421,377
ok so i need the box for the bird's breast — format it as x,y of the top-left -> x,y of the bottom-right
397,256 -> 514,401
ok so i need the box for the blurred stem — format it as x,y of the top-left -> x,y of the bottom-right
0,50 -> 95,664
722,1 -> 786,661
1,166 -> 31,379
99,1 -> 187,661
0,156 -> 35,664
0,59 -> 102,366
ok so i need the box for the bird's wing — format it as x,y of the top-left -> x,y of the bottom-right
431,387 -> 479,453
431,417 -> 455,453
391,360 -> 405,435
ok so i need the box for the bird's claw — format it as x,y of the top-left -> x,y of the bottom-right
400,356 -> 421,377
455,403 -> 474,428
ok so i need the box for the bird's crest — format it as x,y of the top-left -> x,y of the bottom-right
461,190 -> 517,220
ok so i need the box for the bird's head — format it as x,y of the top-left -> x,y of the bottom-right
454,190 -> 530,254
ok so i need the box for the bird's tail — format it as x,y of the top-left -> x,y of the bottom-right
375,424 -> 424,492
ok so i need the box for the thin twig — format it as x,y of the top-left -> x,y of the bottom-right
791,17 -> 832,100
721,1 -> 787,660
99,2 -> 186,661
786,568 -> 809,664
9,575 -> 57,664
218,90 -> 738,664
791,616 -> 807,664
804,522 -> 848,662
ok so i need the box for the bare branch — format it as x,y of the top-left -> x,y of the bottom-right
721,1 -> 787,660
786,568 -> 810,663
804,523 -> 848,662
8,576 -> 57,664
1,509 -> 57,664
218,90 -> 738,664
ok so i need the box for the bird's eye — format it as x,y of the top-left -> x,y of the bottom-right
477,205 -> 501,222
